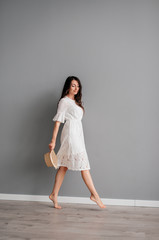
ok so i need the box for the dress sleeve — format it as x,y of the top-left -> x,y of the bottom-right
52,99 -> 67,123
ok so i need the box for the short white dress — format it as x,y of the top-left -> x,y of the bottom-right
52,96 -> 90,171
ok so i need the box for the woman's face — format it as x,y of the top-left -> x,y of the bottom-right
69,80 -> 80,95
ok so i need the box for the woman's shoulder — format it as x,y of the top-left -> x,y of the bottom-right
58,96 -> 76,107
59,96 -> 68,103
58,97 -> 69,106
59,97 -> 66,102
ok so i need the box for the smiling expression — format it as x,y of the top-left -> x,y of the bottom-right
69,79 -> 80,95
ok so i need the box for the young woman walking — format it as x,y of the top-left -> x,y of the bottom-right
48,76 -> 106,209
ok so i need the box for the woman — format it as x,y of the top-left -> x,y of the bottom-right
48,76 -> 106,209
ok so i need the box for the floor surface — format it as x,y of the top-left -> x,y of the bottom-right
0,200 -> 159,240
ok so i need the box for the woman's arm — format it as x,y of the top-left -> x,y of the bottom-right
49,121 -> 61,151
51,121 -> 61,142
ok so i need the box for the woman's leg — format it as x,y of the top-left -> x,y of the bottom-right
81,170 -> 106,208
49,166 -> 68,209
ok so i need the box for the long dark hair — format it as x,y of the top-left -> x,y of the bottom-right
57,76 -> 85,113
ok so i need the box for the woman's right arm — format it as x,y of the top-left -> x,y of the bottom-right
49,98 -> 67,152
48,121 -> 61,152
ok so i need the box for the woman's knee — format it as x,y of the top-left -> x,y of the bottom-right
59,166 -> 68,171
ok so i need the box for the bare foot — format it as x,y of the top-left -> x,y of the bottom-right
90,194 -> 106,209
49,193 -> 62,209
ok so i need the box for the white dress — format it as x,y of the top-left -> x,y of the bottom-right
52,96 -> 90,171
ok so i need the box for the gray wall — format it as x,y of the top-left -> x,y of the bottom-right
0,0 -> 159,201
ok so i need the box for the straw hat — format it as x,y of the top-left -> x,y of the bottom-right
44,149 -> 58,169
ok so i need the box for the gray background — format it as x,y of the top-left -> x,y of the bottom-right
0,0 -> 159,201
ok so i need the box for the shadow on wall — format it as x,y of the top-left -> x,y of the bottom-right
3,92 -> 66,195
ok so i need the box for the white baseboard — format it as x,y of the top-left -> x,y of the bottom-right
0,193 -> 159,208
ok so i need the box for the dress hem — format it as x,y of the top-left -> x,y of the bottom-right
57,164 -> 90,171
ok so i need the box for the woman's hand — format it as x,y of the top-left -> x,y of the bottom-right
49,140 -> 56,153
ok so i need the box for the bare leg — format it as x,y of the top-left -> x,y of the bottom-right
81,170 -> 106,209
49,166 -> 68,209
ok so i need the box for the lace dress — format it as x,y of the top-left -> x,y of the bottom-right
52,96 -> 90,171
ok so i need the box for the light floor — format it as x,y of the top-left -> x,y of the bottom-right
0,200 -> 159,240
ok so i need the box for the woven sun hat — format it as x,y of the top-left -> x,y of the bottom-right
44,149 -> 58,169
